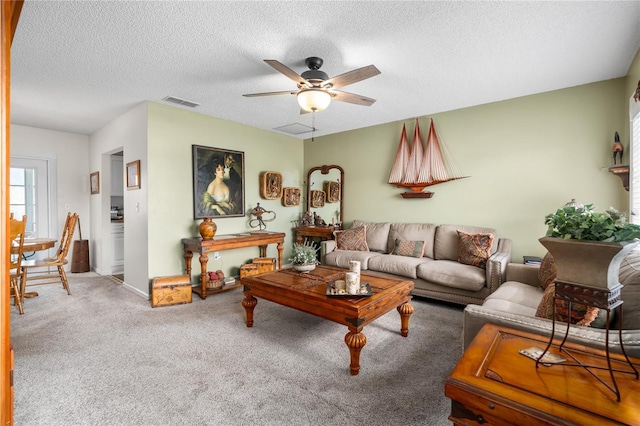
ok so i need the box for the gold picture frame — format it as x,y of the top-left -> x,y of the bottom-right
282,187 -> 301,207
90,171 -> 100,195
126,160 -> 141,190
260,171 -> 283,200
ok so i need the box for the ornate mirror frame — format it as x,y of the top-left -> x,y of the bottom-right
306,164 -> 344,226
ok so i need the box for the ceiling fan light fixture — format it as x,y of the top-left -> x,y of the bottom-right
297,89 -> 331,112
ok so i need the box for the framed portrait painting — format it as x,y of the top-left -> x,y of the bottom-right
192,145 -> 245,219
90,172 -> 100,195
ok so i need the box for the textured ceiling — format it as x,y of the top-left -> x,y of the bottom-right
10,1 -> 640,139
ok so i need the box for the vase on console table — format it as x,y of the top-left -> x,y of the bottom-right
199,217 -> 217,240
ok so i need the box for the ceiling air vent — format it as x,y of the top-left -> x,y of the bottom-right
274,123 -> 315,135
162,96 -> 200,108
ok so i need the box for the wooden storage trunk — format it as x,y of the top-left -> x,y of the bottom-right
151,275 -> 192,308
240,257 -> 275,278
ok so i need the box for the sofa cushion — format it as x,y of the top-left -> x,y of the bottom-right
389,223 -> 436,258
334,226 -> 369,251
535,283 -> 600,327
538,251 -> 557,290
435,224 -> 498,261
367,255 -> 430,279
484,281 -> 543,311
618,246 -> 640,330
391,238 -> 425,258
324,250 -> 383,270
457,230 -> 494,269
417,260 -> 486,292
352,220 -> 390,253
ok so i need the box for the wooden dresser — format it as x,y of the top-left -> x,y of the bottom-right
445,324 -> 640,425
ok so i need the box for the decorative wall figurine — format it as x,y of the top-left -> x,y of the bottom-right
325,181 -> 340,203
612,131 -> 624,165
310,190 -> 326,208
282,187 -> 301,206
260,171 -> 283,200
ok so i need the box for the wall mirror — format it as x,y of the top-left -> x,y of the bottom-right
306,165 -> 344,227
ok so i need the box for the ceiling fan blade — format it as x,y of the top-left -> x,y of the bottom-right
243,90 -> 299,97
264,60 -> 312,88
322,65 -> 380,89
331,90 -> 377,106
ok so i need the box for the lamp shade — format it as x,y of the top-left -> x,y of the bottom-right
297,89 -> 331,112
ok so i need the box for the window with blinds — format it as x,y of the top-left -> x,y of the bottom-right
630,104 -> 640,224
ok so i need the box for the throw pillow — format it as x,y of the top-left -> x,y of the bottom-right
334,226 -> 369,251
538,251 -> 557,290
391,239 -> 425,258
457,230 -> 494,269
535,283 -> 600,327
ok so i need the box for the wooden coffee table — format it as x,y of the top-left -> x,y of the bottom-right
445,324 -> 640,425
241,265 -> 414,375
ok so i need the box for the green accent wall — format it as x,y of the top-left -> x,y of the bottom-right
305,78 -> 629,262
147,103 -> 303,283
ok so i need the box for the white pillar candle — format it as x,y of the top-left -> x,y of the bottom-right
346,272 -> 359,294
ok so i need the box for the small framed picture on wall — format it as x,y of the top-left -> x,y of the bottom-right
126,160 -> 141,190
90,172 -> 100,195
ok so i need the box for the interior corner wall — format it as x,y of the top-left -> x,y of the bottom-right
146,103 -> 303,288
304,78 -> 628,262
89,103 -> 148,295
9,125 -> 91,252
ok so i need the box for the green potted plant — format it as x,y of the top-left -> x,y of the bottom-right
540,203 -> 640,290
289,241 -> 320,273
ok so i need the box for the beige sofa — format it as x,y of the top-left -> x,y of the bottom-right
321,220 -> 512,305
463,249 -> 640,357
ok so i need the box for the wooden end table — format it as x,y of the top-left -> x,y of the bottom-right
293,225 -> 336,244
445,324 -> 640,425
241,265 -> 414,375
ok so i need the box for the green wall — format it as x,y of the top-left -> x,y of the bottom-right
305,79 -> 629,262
147,103 -> 304,282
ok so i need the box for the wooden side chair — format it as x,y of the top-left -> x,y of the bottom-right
21,212 -> 79,301
9,214 -> 27,314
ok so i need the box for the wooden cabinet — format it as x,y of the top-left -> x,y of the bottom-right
111,156 -> 123,196
111,223 -> 124,273
445,324 -> 640,425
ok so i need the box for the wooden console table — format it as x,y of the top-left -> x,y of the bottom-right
445,324 -> 640,425
182,232 -> 285,299
293,225 -> 336,244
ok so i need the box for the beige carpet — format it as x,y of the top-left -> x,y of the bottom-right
10,274 -> 464,425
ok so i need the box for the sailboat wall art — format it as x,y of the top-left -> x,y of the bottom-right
388,118 -> 468,198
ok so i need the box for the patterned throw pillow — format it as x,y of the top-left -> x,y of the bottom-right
457,230 -> 494,269
535,283 -> 600,327
538,251 -> 557,290
392,239 -> 425,258
334,226 -> 369,251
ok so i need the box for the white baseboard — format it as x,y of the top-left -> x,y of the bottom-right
123,282 -> 149,300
